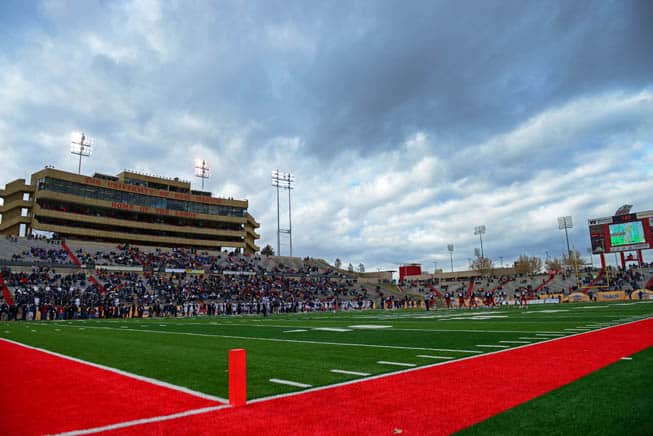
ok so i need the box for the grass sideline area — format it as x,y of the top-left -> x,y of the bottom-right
457,346 -> 653,436
1,301 -> 651,402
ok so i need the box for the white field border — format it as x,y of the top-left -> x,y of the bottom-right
0,338 -> 227,404
52,405 -> 230,436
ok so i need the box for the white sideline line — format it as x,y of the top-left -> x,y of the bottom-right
377,361 -> 416,367
269,378 -> 312,388
499,340 -> 531,344
53,324 -> 484,354
283,329 -> 307,333
476,345 -> 510,349
53,405 -> 229,436
416,355 -> 454,360
535,333 -> 565,337
518,337 -> 542,340
621,357 -> 632,360
330,369 -> 371,376
0,338 -> 227,404
313,327 -> 352,332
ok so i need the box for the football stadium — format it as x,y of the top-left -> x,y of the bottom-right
2,2 -> 653,435
1,174 -> 652,434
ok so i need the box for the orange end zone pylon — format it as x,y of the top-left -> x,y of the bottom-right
229,348 -> 247,407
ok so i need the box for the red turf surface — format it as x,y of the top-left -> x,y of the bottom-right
1,318 -> 651,436
0,340 -> 222,436
104,318 -> 653,436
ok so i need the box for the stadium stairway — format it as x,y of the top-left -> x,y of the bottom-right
428,284 -> 444,297
466,279 -> 475,297
0,273 -> 15,306
533,270 -> 559,294
581,268 -> 605,293
60,241 -> 81,267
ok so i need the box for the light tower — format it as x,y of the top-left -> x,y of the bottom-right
272,170 -> 295,256
70,132 -> 94,174
474,225 -> 486,258
447,244 -> 454,272
557,216 -> 573,258
194,159 -> 210,191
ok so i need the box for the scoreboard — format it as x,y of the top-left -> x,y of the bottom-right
588,210 -> 653,254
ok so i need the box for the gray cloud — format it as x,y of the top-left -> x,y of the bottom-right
1,0 -> 652,272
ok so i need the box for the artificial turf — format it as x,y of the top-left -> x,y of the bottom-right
0,302 -> 651,401
456,346 -> 653,436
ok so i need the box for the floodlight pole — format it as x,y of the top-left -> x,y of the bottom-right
448,244 -> 454,272
272,170 -> 294,256
557,216 -> 573,258
474,226 -> 486,258
195,160 -> 210,191
71,132 -> 92,174
273,171 -> 281,256
287,173 -> 294,257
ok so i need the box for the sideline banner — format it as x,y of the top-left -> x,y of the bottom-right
566,292 -> 590,303
95,265 -> 143,272
633,289 -> 653,300
596,291 -> 627,302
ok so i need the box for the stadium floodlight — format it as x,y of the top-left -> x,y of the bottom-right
194,159 -> 210,191
70,131 -> 94,174
447,244 -> 454,272
474,225 -> 486,258
557,216 -> 573,257
272,170 -> 295,257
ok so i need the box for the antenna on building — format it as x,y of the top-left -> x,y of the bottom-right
194,159 -> 210,190
70,131 -> 94,174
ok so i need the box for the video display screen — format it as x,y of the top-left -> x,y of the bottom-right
609,221 -> 646,246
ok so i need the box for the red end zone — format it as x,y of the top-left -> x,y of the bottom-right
0,340 -> 223,436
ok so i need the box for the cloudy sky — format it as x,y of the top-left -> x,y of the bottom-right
1,0 -> 652,271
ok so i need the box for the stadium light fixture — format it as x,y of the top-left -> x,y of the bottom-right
194,159 -> 210,191
70,131 -> 94,174
447,244 -> 454,272
474,225 -> 486,258
557,216 -> 573,258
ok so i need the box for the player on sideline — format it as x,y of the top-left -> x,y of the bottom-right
444,291 -> 452,309
468,291 -> 478,309
520,290 -> 528,308
424,292 -> 432,311
457,291 -> 466,309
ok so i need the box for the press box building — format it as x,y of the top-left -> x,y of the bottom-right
0,167 -> 260,254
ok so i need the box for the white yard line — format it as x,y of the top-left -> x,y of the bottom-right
330,369 -> 371,376
377,361 -> 416,367
499,340 -> 530,344
283,329 -> 307,333
535,333 -> 565,337
416,355 -> 454,360
0,338 -> 227,404
53,405 -> 229,436
269,378 -> 312,388
621,357 -> 633,360
476,344 -> 510,348
518,337 -> 542,340
53,324 -> 484,354
313,327 -> 352,332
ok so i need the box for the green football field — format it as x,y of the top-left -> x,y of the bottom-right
2,301 -> 652,434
